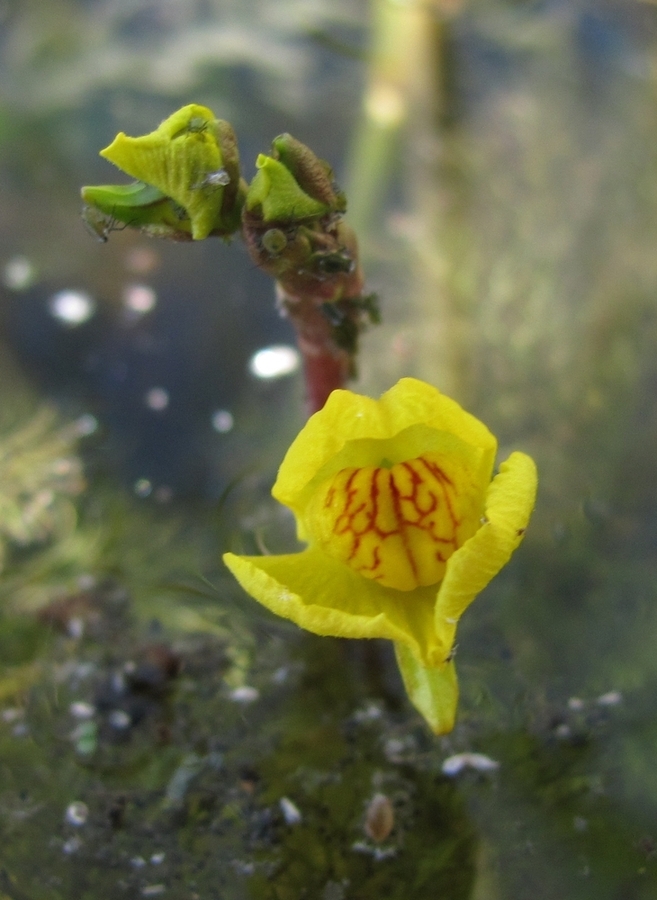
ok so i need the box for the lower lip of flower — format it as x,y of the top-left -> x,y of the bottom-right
305,453 -> 480,591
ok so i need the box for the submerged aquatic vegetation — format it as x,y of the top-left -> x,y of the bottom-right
224,377 -> 537,734
0,406 -> 86,574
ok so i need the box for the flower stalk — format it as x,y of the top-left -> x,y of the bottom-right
81,106 -> 378,412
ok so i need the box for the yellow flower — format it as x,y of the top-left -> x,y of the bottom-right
223,378 -> 537,733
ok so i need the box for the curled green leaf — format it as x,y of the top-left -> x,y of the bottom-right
94,104 -> 244,239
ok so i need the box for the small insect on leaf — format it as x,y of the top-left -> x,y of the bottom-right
187,116 -> 208,135
364,793 -> 394,843
82,205 -> 126,243
192,169 -> 231,191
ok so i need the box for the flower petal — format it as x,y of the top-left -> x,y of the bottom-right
394,642 -> 458,734
433,451 -> 538,656
223,547 -> 443,665
274,378 -> 497,516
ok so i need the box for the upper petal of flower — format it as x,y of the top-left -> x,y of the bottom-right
274,378 -> 498,527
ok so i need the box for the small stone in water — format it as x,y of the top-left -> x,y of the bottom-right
279,796 -> 302,825
108,709 -> 132,730
597,690 -> 622,707
441,752 -> 500,776
229,686 -> 259,704
364,793 -> 394,843
65,801 -> 89,826
69,701 -> 95,719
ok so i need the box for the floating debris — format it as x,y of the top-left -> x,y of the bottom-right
229,685 -> 259,704
123,283 -> 157,315
65,801 -> 89,826
279,796 -> 302,825
567,697 -> 585,711
353,703 -> 382,724
164,753 -> 205,808
141,885 -> 166,897
441,753 -> 500,777
70,721 -> 97,756
107,709 -> 132,730
249,345 -> 300,379
48,289 -> 95,326
69,701 -> 95,719
363,793 -> 394,843
211,409 -> 234,433
144,387 -> 170,411
597,690 -> 622,707
62,836 -> 82,855
3,255 -> 36,290
352,841 -> 397,861
150,852 -> 166,865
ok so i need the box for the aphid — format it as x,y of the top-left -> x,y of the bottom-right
364,793 -> 394,843
172,117 -> 209,140
82,205 -> 129,243
187,116 -> 208,135
311,249 -> 355,276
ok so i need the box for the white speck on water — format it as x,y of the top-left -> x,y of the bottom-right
141,885 -> 166,896
74,413 -> 99,437
597,690 -> 622,707
3,255 -> 36,290
249,345 -> 300,379
567,697 -> 585,711
352,841 -> 397,861
67,617 -> 85,639
154,485 -> 173,503
280,796 -> 302,825
353,703 -> 382,723
131,856 -> 147,868
229,686 -> 260,704
150,852 -> 166,865
271,666 -> 289,684
1,708 -> 24,723
62,837 -> 82,855
441,752 -> 500,776
69,701 -> 95,719
65,801 -> 89,826
134,478 -> 153,498
108,709 -> 132,730
145,387 -> 169,411
123,283 -> 157,314
211,409 -> 234,433
554,724 -> 571,739
49,289 -> 95,326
